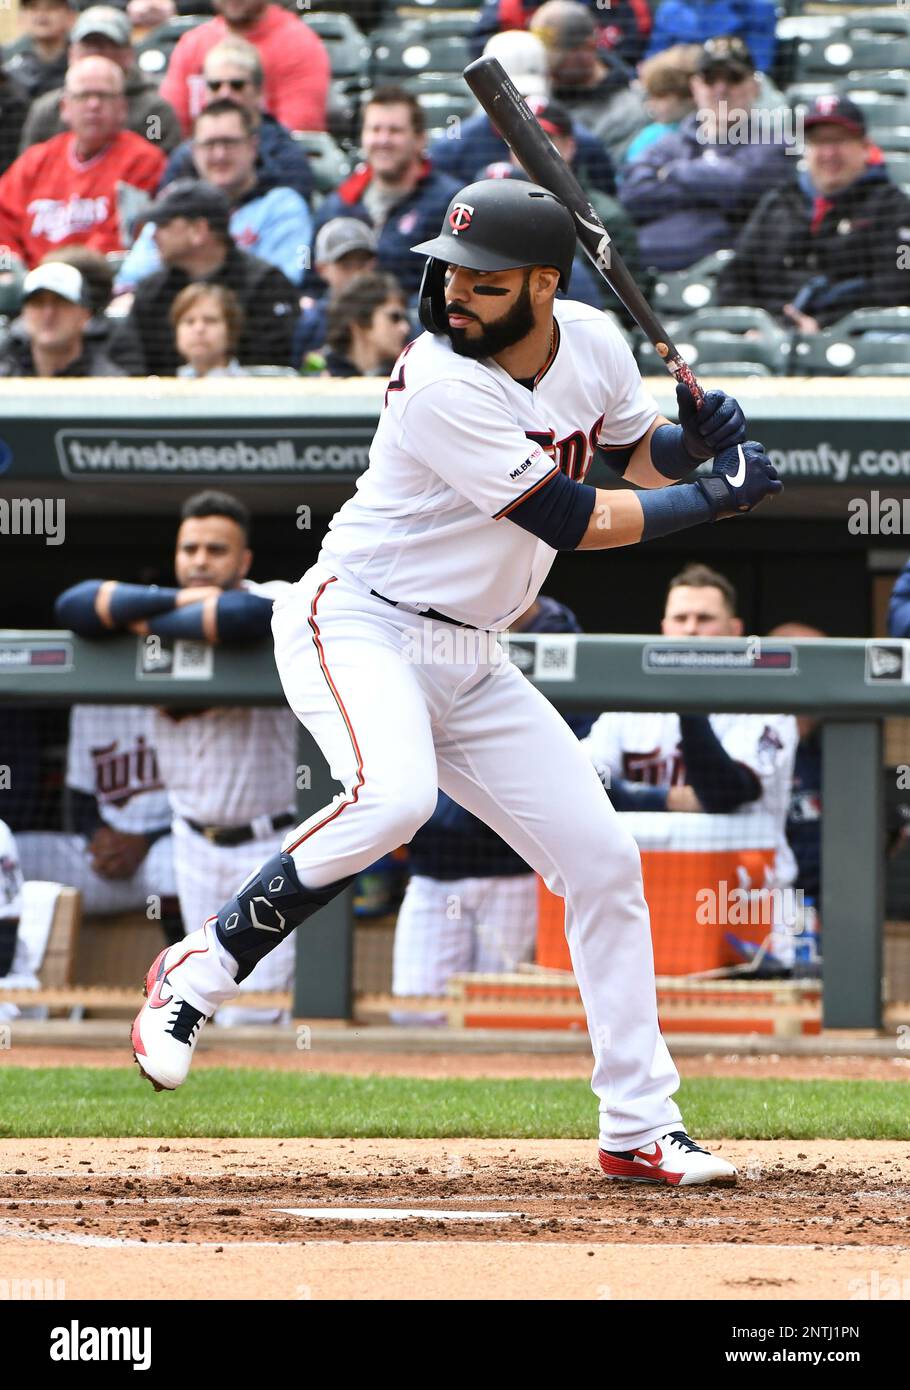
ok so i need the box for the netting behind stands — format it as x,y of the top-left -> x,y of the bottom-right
5,697 -> 906,1026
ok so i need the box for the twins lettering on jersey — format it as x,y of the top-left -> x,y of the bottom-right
526,415 -> 606,483
28,195 -> 110,244
92,735 -> 164,807
623,748 -> 685,786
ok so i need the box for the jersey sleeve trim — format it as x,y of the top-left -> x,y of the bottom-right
492,463 -> 561,520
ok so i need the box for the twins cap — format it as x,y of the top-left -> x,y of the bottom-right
71,5 -> 131,45
22,262 -> 88,306
804,94 -> 867,137
526,95 -> 574,138
314,218 -> 378,264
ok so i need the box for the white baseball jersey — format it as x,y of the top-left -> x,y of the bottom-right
0,819 -> 23,924
319,299 -> 659,630
152,579 -> 297,827
582,712 -> 799,884
67,705 -> 171,835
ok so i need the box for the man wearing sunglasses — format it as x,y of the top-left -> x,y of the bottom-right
17,4 -> 181,153
158,37 -> 314,204
160,0 -> 330,137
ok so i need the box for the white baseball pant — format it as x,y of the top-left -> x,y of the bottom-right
392,872 -> 538,1023
270,563 -> 682,1150
15,832 -> 177,915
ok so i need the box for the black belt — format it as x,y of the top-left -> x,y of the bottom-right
370,589 -> 476,629
184,812 -> 296,848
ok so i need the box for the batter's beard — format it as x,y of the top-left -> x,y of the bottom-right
446,273 -> 536,360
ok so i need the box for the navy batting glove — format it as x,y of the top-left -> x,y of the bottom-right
676,384 -> 748,460
694,440 -> 783,518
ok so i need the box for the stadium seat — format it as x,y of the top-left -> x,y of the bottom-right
791,331 -> 910,375
882,151 -> 910,185
651,250 -> 735,316
135,16 -> 209,78
783,13 -> 910,80
690,330 -> 789,374
290,130 -> 352,194
826,307 -> 910,339
303,11 -> 371,81
371,29 -> 471,81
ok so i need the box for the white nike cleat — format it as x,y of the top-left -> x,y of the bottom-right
131,940 -> 216,1091
599,1130 -> 737,1186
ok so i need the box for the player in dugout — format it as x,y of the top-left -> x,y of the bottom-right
55,491 -> 298,1026
129,179 -> 783,1186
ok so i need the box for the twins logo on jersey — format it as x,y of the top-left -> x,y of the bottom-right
92,735 -> 164,807
28,196 -> 111,244
0,854 -> 21,910
526,413 -> 605,482
622,748 -> 685,786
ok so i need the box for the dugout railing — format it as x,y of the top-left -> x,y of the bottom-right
0,629 -> 903,1030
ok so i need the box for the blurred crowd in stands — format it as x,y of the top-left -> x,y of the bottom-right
0,0 -> 907,379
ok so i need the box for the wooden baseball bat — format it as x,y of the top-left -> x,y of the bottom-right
463,55 -> 704,403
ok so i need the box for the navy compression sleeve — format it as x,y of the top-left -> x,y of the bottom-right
679,715 -> 762,812
505,470 -> 597,550
54,580 -> 108,636
148,590 -> 274,643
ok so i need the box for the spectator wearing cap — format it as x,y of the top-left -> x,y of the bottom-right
292,217 -> 378,368
430,30 -> 616,203
171,282 -> 247,378
529,0 -> 648,166
470,0 -> 653,71
158,38 -> 314,204
718,96 -> 910,331
0,261 -> 124,376
0,56 -> 165,269
619,36 -> 790,271
646,0 -> 776,76
320,271 -> 411,378
116,100 -> 311,288
313,87 -> 460,299
108,179 -> 299,374
479,99 -> 646,312
160,0 -> 330,138
2,0 -> 74,104
623,44 -> 699,163
18,6 -> 181,154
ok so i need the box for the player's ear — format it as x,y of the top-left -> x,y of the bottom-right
239,548 -> 252,580
531,265 -> 560,302
731,616 -> 744,637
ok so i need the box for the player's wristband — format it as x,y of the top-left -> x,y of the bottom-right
638,481 -> 713,541
108,583 -> 180,625
649,424 -> 705,481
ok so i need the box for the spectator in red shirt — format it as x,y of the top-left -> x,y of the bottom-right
0,55 -> 165,268
160,0 -> 330,137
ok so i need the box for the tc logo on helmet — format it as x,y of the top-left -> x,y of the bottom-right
449,203 -> 475,235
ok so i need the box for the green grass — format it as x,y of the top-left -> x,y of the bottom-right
0,1069 -> 909,1139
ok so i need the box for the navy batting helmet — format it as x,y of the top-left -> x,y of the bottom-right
411,179 -> 576,333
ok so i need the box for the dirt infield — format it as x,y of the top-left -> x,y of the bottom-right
1,1137 -> 909,1300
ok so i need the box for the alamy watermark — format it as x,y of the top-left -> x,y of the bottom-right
695,103 -> 805,151
0,498 -> 65,546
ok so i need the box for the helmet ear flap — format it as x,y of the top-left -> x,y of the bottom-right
417,257 -> 449,334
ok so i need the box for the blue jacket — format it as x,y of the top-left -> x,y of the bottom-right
407,597 -> 594,881
313,160 -> 461,297
889,560 -> 910,639
429,111 -> 616,200
159,112 -> 315,204
618,111 -> 791,270
646,0 -> 777,74
117,181 -> 312,289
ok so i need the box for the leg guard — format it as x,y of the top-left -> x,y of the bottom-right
215,852 -> 352,983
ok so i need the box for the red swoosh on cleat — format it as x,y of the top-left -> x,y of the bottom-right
632,1143 -> 663,1166
146,957 -> 173,1011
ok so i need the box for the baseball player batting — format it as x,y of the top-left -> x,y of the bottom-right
132,179 -> 782,1185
